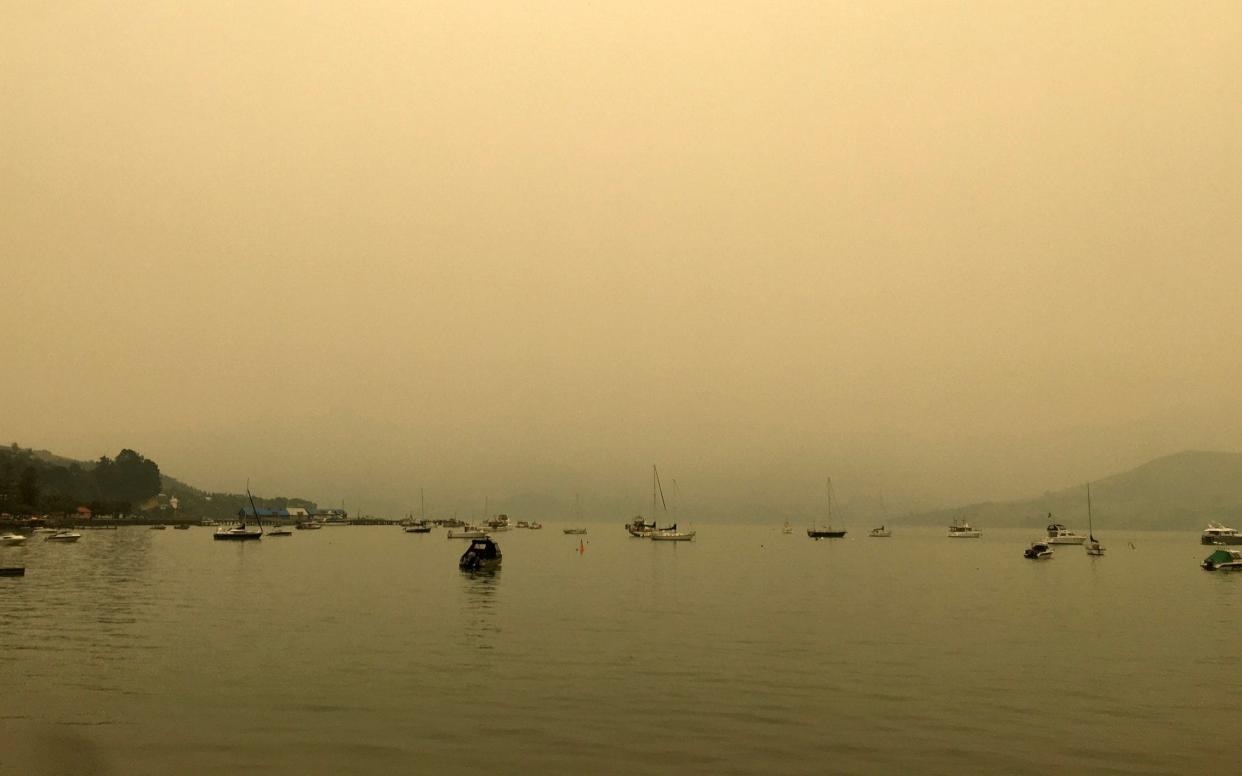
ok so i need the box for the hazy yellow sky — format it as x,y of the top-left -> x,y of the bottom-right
3,1 -> 1240,518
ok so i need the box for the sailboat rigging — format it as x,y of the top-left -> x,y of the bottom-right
808,477 -> 847,539
1085,483 -> 1105,556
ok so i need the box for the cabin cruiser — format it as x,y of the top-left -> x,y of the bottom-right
45,530 -> 82,542
1201,523 -> 1242,545
1201,548 -> 1242,571
459,537 -> 502,571
213,524 -> 262,541
626,517 -> 656,537
1023,541 -> 1054,559
948,519 -> 981,538
1045,518 -> 1087,545
868,526 -> 892,538
1,532 -> 27,546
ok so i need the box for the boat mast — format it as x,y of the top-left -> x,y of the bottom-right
1087,482 -> 1095,542
246,483 -> 262,534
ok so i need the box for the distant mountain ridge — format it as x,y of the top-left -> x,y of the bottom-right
905,450 -> 1242,531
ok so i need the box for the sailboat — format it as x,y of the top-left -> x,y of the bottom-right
649,466 -> 695,541
807,477 -> 846,539
214,487 -> 263,541
405,488 -> 432,533
1085,483 -> 1105,556
563,494 -> 587,534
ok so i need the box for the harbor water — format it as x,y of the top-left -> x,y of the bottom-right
2,524 -> 1239,774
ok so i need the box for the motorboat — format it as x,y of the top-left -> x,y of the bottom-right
295,521 -> 323,530
213,525 -> 262,541
1023,541 -> 1054,559
45,530 -> 82,542
31,527 -> 59,534
868,526 -> 892,538
1202,548 -> 1242,571
1201,522 -> 1242,545
650,528 -> 695,541
447,526 -> 487,539
1045,517 -> 1087,544
199,519 -> 220,527
173,524 -> 190,530
563,528 -> 587,535
515,520 -> 530,529
528,522 -> 543,530
459,537 -> 502,572
1,532 -> 27,546
485,514 -> 511,532
266,526 -> 292,536
149,524 -> 167,530
948,519 -> 981,538
625,517 -> 656,537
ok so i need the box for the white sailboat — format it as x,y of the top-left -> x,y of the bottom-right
1085,483 -> 1105,556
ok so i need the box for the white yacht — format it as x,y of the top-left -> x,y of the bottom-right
650,528 -> 695,542
45,530 -> 82,542
1044,518 -> 1087,545
1,532 -> 27,546
1201,522 -> 1242,546
948,519 -> 981,538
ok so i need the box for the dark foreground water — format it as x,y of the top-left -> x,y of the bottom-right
2,523 -> 1239,775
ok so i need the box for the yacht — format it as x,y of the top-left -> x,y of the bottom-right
1044,518 -> 1087,545
1201,522 -> 1242,545
45,530 -> 82,542
1023,541 -> 1054,559
1,532 -> 27,546
1202,548 -> 1242,571
459,537 -> 502,572
948,519 -> 982,538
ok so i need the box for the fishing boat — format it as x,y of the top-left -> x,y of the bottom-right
807,478 -> 846,539
1202,548 -> 1242,571
1,532 -> 28,546
459,537 -> 502,572
214,488 -> 263,541
45,530 -> 82,542
1023,541 -> 1054,559
1084,484 -> 1105,556
948,519 -> 981,538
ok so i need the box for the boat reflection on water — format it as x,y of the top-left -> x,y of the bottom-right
458,563 -> 502,653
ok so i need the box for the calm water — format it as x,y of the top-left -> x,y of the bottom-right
2,523 -> 1240,775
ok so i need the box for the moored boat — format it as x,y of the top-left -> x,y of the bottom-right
447,526 -> 487,539
626,517 -> 656,537
948,519 -> 981,538
808,477 -> 846,539
1045,517 -> 1087,545
1201,522 -> 1242,545
1023,541 -> 1054,559
1202,548 -> 1242,571
868,525 -> 892,538
650,528 -> 695,541
459,537 -> 502,572
563,528 -> 587,535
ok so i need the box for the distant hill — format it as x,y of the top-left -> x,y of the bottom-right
2,442 -> 316,520
905,450 -> 1242,531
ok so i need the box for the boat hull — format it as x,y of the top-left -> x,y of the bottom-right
807,530 -> 846,539
1202,535 -> 1242,545
213,531 -> 262,541
650,531 -> 695,541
